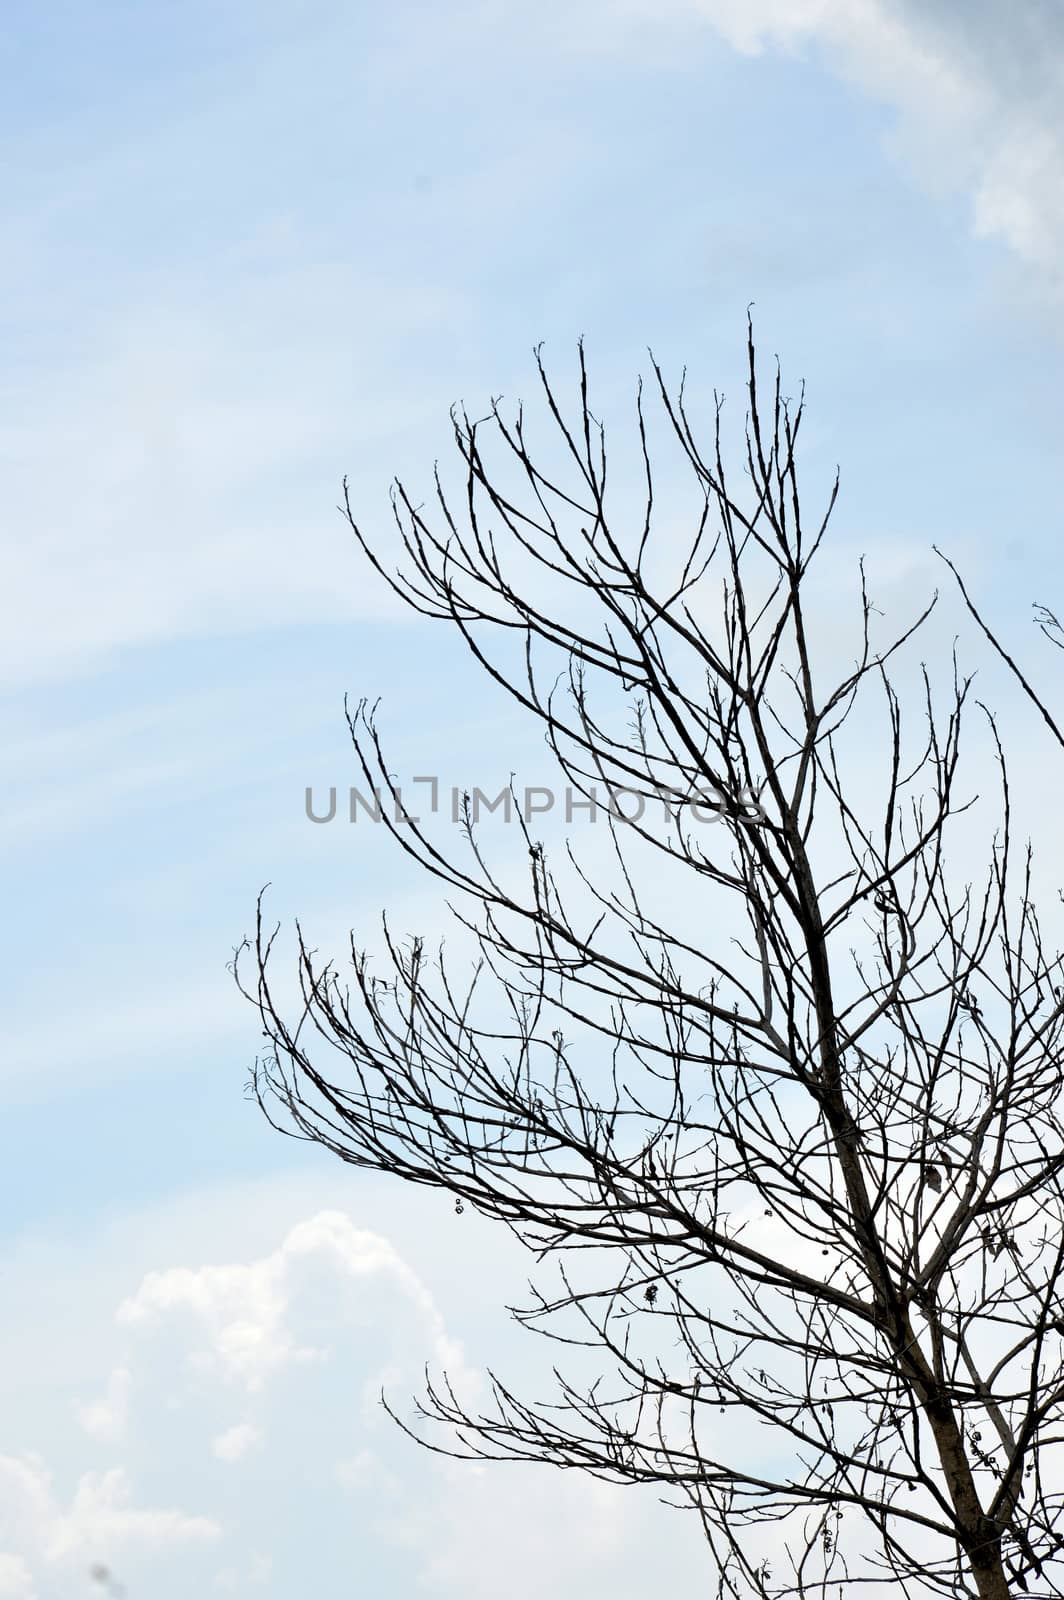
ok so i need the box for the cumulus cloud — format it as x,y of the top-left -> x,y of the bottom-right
0,1171 -> 758,1599
115,1210 -> 478,1400
0,1209 -> 486,1598
0,1209 -> 476,1600
0,1455 -> 218,1577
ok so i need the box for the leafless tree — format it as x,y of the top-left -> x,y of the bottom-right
236,322 -> 1064,1600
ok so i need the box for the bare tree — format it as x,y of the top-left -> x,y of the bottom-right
236,323 -> 1064,1600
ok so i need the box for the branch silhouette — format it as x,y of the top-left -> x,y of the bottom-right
236,324 -> 1064,1600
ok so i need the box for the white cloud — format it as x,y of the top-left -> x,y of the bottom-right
0,1554 -> 34,1600
211,1424 -> 263,1464
0,1202 -> 489,1597
682,0 -> 1064,293
0,1455 -> 219,1571
56,1468 -> 220,1559
116,1209 -> 479,1400
77,1367 -> 132,1443
973,120 -> 1064,266
0,1171 -> 759,1598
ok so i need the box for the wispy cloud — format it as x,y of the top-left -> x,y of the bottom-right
669,0 -> 1064,298
0,270 -> 446,689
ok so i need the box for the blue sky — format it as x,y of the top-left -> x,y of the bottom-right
3,2 -> 1064,1595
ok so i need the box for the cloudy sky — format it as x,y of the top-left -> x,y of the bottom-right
3,2 -> 1064,1595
